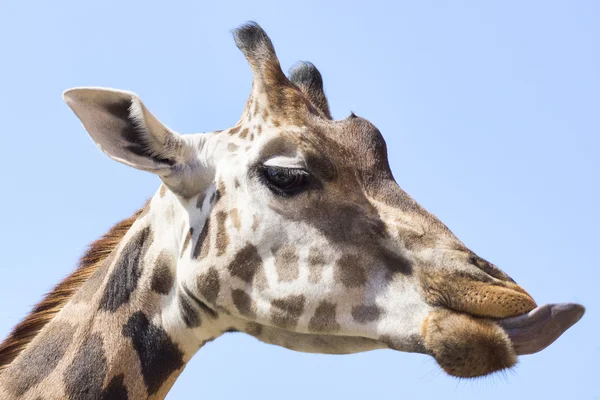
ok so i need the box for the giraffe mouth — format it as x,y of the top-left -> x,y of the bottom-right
498,303 -> 585,355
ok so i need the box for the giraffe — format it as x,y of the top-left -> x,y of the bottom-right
0,22 -> 584,399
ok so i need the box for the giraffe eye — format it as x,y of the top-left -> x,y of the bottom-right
260,165 -> 309,196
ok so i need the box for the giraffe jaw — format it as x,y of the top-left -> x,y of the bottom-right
420,302 -> 584,377
499,302 -> 585,355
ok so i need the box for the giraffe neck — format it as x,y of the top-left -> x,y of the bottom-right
0,186 -> 227,400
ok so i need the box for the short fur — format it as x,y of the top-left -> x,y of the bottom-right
0,206 -> 145,373
0,23 -> 578,396
422,309 -> 517,377
288,61 -> 332,119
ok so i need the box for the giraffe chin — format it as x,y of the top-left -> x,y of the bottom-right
421,303 -> 584,378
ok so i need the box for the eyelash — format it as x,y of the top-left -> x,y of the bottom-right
259,165 -> 311,196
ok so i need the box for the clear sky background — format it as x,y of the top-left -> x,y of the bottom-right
0,1 -> 598,399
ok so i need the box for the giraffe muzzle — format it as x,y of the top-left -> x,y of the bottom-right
498,302 -> 585,355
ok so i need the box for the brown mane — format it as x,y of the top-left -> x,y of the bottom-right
0,207 -> 145,373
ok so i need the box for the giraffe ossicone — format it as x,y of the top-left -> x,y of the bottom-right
0,22 -> 584,399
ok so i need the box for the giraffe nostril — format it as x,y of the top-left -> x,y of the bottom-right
468,254 -> 515,283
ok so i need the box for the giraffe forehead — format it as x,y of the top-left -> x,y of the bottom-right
222,116 -> 390,188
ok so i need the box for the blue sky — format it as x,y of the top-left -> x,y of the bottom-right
1,1 -> 598,399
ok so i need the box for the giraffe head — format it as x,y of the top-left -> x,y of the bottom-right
63,22 -> 583,378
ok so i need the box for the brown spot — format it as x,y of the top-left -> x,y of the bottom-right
193,219 -> 211,259
101,374 -> 128,400
3,322 -> 75,397
99,226 -> 153,312
335,254 -> 366,288
232,289 -> 256,318
251,215 -> 260,232
137,202 -> 151,219
308,248 -> 326,284
180,294 -> 201,328
239,128 -> 249,139
196,267 -> 220,304
181,228 -> 193,257
151,251 -> 174,295
64,333 -> 107,400
234,178 -> 241,189
228,126 -> 241,135
217,180 -> 227,201
246,322 -> 263,336
122,312 -> 184,395
309,301 -> 340,332
227,143 -> 239,152
352,304 -> 383,324
227,244 -> 262,283
164,204 -> 175,222
257,124 -> 262,134
230,208 -> 241,230
381,248 -> 412,276
263,109 -> 270,119
159,185 -> 167,197
196,192 -> 206,209
215,211 -> 230,256
273,245 -> 299,282
272,119 -> 281,127
271,295 -> 305,329
249,133 -> 255,141
253,101 -> 259,117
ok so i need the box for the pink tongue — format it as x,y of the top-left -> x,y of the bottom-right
499,303 -> 585,355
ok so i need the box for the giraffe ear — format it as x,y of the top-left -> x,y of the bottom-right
63,87 -> 213,197
63,87 -> 189,173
